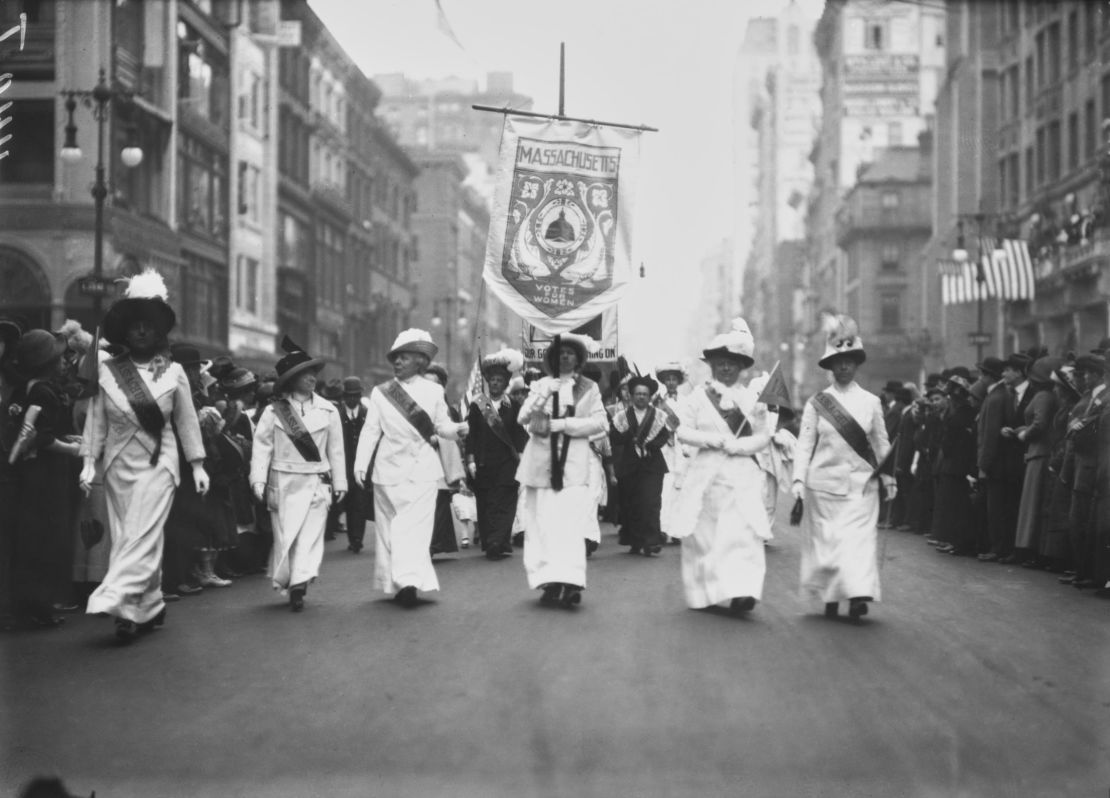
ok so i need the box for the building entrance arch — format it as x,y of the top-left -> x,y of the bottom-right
0,247 -> 51,330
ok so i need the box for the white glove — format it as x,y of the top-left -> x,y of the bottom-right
723,438 -> 748,457
455,422 -> 469,439
78,459 -> 96,496
252,482 -> 266,502
772,429 -> 793,446
881,475 -> 897,502
791,481 -> 805,501
192,464 -> 210,497
354,470 -> 366,489
548,418 -> 566,434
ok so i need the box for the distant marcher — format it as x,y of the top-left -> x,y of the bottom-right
338,376 -> 372,553
611,373 -> 670,556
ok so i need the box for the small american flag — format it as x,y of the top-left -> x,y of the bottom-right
459,355 -> 483,416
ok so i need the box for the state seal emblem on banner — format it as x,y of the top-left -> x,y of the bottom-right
502,137 -> 621,318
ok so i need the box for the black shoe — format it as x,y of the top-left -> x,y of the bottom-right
848,598 -> 870,620
395,586 -> 418,607
628,546 -> 642,555
162,592 -> 181,602
1074,579 -> 1098,589
347,542 -> 363,554
729,596 -> 756,614
998,554 -> 1022,565
115,618 -> 138,642
289,586 -> 306,612
485,550 -> 506,561
560,585 -> 582,609
539,584 -> 562,606
585,539 -> 599,557
28,612 -> 65,629
824,602 -> 839,618
139,608 -> 166,634
1058,574 -> 1077,584
642,545 -> 662,557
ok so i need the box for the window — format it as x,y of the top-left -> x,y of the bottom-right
1009,153 -> 1021,206
279,212 -> 311,271
178,134 -> 227,242
1025,56 -> 1034,106
181,252 -> 227,345
1067,12 -> 1079,73
1048,119 -> 1062,181
887,121 -> 903,146
879,293 -> 902,331
880,191 -> 900,209
864,20 -> 886,50
1087,2 -> 1098,59
177,22 -> 229,128
1000,158 -> 1009,210
237,161 -> 261,222
1086,99 -> 1097,159
238,70 -> 263,132
1047,22 -> 1061,85
1035,31 -> 1046,89
0,99 -> 53,183
235,255 -> 259,314
880,243 -> 900,270
1025,146 -> 1034,195
1068,112 -> 1079,171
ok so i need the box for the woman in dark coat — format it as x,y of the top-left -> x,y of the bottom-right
932,369 -> 980,556
9,331 -> 84,627
611,374 -> 670,556
1011,357 -> 1061,567
1040,363 -> 1080,571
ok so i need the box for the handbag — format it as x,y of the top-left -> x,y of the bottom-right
80,519 -> 105,549
789,498 -> 804,526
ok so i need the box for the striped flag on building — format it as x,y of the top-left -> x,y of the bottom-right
939,238 -> 1035,305
979,237 -> 1035,300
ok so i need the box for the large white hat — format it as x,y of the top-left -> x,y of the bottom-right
702,317 -> 755,367
388,328 -> 438,361
481,347 -> 525,377
818,314 -> 866,369
654,361 -> 687,383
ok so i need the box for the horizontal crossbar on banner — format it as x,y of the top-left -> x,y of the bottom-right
471,104 -> 659,133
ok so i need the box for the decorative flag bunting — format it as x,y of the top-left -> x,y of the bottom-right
482,115 -> 643,335
940,237 -> 1035,305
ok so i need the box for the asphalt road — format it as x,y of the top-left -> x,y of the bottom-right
3,510 -> 1109,798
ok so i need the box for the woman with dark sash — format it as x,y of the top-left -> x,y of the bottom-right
611,373 -> 670,556
465,348 -> 527,561
81,270 -> 208,642
250,337 -> 346,612
670,319 -> 773,614
791,315 -> 894,621
517,334 -> 607,608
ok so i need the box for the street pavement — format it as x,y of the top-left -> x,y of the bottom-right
3,510 -> 1109,798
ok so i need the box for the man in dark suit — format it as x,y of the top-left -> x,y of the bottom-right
879,381 -> 907,528
976,357 -> 1012,562
338,377 -> 371,553
997,353 -> 1032,563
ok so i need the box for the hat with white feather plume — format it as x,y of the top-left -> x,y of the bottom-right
480,347 -> 525,379
818,313 -> 866,369
102,268 -> 177,346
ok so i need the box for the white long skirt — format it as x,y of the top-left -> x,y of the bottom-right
680,474 -> 768,608
373,481 -> 440,594
521,485 -> 592,589
268,472 -> 331,592
86,442 -> 175,624
800,484 -> 882,603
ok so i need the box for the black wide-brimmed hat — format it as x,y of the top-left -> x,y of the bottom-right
1075,353 -> 1105,374
102,269 -> 177,346
627,374 -> 659,396
273,335 -> 324,392
220,367 -> 258,394
977,357 -> 1005,380
10,329 -> 67,374
945,366 -> 973,395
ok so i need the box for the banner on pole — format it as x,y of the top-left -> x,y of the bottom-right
521,310 -> 618,364
483,115 -> 642,335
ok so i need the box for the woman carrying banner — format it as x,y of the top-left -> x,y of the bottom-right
80,271 -> 208,642
353,330 -> 468,607
791,315 -> 895,621
517,334 -> 608,608
669,319 -> 773,614
250,337 -> 346,612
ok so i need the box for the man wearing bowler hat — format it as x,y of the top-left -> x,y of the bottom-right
338,377 -> 371,553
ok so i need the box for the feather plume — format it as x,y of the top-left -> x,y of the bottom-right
56,319 -> 93,354
123,269 -> 169,301
483,347 -> 525,374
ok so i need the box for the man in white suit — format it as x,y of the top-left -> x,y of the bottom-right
353,330 -> 468,607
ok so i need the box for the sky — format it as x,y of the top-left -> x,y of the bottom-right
309,0 -> 825,367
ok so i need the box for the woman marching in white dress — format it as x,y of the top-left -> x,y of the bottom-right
791,315 -> 895,621
670,319 -> 774,614
250,337 -> 347,612
517,334 -> 608,608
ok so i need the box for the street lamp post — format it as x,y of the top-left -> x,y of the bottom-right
59,68 -> 143,319
952,213 -> 1001,364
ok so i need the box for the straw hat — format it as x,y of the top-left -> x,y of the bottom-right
818,315 -> 866,369
702,317 -> 755,368
388,328 -> 438,361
